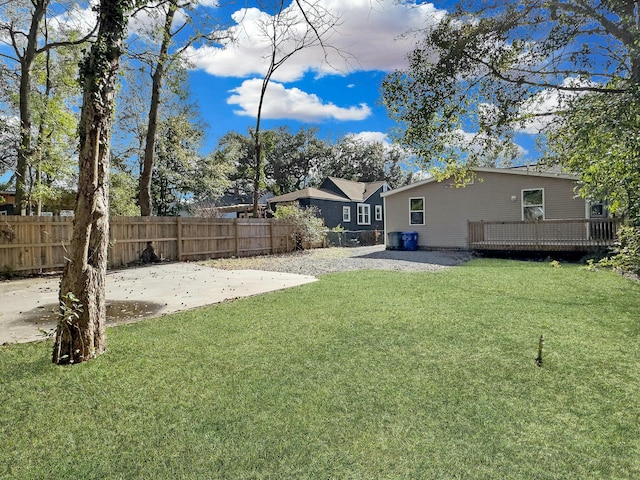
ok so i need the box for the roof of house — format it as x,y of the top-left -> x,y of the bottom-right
269,178 -> 388,204
381,167 -> 579,198
268,187 -> 349,204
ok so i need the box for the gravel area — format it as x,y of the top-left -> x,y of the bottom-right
202,245 -> 471,277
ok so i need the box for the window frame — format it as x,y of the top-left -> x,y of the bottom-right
409,197 -> 425,225
375,204 -> 383,221
342,205 -> 351,223
522,188 -> 545,221
589,201 -> 607,218
357,203 -> 371,225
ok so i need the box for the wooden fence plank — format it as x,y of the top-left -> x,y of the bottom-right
0,216 -> 297,274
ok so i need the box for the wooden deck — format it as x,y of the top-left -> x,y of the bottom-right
468,219 -> 622,252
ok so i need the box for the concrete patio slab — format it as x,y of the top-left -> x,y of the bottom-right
0,262 -> 317,345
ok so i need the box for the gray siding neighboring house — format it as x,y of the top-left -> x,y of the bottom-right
268,177 -> 388,230
382,167 -> 608,250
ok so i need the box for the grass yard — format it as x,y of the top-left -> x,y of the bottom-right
1,259 -> 639,479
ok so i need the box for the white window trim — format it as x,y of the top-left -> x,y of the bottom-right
357,203 -> 371,225
409,197 -> 425,226
375,204 -> 383,221
521,188 -> 545,221
342,206 -> 351,223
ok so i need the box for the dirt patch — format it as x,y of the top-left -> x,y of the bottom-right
20,300 -> 166,328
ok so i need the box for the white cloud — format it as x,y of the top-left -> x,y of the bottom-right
227,78 -> 371,122
186,0 -> 446,80
348,131 -> 389,145
47,1 -> 98,37
452,128 -> 528,160
517,77 -> 597,134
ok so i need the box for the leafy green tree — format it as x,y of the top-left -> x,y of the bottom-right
28,42 -> 83,214
264,126 -> 331,195
152,109 -> 233,216
133,0 -> 221,216
545,85 -> 640,224
109,168 -> 139,216
381,0 -> 640,177
216,130 -> 265,197
319,136 -> 412,188
0,0 -> 96,215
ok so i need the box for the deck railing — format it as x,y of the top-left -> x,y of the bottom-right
468,218 -> 622,251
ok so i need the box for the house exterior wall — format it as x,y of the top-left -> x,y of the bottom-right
272,195 -> 385,231
384,171 -> 587,249
0,192 -> 16,215
308,199 -> 346,229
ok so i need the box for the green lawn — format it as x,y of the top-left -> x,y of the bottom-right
1,259 -> 639,479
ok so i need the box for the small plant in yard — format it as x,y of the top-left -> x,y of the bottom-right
1,265 -> 18,280
535,335 -> 544,367
274,202 -> 326,249
52,292 -> 86,364
549,260 -> 561,268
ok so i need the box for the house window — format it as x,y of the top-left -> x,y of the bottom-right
590,201 -> 607,218
343,206 -> 351,223
0,211 -> 6,216
375,205 -> 383,221
522,189 -> 544,221
410,197 -> 424,225
357,204 -> 370,225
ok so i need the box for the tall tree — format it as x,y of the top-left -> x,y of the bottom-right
29,40 -> 83,215
0,1 -> 97,215
545,85 -> 640,224
216,130 -> 260,197
265,126 -> 331,194
381,0 -> 640,178
152,107 -> 233,216
133,0 -> 221,216
136,0 -> 183,216
53,0 -> 134,365
247,0 -> 340,216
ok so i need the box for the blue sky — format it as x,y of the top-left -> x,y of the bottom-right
179,0 -> 541,160
1,0 -> 542,185
182,0 -> 450,152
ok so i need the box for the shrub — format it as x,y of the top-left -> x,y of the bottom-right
274,203 -> 326,248
600,225 -> 640,275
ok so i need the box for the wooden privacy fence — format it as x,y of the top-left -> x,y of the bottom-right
468,218 -> 622,251
0,216 -> 297,274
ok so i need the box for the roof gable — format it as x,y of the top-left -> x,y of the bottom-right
268,177 -> 388,205
322,177 -> 387,202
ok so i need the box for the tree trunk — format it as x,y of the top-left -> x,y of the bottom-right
53,0 -> 132,365
139,1 -> 177,216
15,0 -> 48,216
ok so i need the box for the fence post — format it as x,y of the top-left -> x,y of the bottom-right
234,218 -> 240,257
177,216 -> 183,261
269,219 -> 274,254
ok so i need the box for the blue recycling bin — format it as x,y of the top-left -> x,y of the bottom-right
387,231 -> 402,250
401,231 -> 419,251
